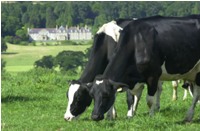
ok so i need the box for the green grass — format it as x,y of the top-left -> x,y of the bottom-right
1,43 -> 200,130
1,70 -> 200,131
1,43 -> 91,72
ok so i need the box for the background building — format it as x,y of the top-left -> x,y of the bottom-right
28,25 -> 92,41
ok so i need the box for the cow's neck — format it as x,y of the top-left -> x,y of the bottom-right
80,42 -> 109,83
104,43 -> 133,81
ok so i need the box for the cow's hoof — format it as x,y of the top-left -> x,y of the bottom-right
183,119 -> 192,124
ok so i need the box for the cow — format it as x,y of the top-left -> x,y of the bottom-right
87,15 -> 200,122
172,80 -> 194,101
64,19 -> 133,121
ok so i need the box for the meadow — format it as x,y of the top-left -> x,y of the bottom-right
2,43 -> 90,72
1,43 -> 200,131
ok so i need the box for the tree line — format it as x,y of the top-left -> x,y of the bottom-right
2,1 -> 200,38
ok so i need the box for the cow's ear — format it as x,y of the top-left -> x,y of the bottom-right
82,82 -> 93,92
68,80 -> 81,85
108,79 -> 129,92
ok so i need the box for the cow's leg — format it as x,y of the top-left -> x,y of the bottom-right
146,77 -> 160,116
106,105 -> 117,120
172,81 -> 178,101
126,85 -> 144,118
182,80 -> 190,100
126,90 -> 134,118
183,89 -> 188,100
188,83 -> 194,97
155,81 -> 163,111
184,83 -> 200,122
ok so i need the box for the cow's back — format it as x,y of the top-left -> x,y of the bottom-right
127,16 -> 200,73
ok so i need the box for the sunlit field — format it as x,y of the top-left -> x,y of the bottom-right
2,43 -> 90,72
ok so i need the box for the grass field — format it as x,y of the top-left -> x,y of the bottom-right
1,70 -> 200,131
1,43 -> 200,131
1,43 -> 91,72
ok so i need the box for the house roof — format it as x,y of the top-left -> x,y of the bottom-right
28,26 -> 91,34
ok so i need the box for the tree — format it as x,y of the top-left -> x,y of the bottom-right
2,1 -> 200,40
54,51 -> 86,72
46,7 -> 57,28
34,55 -> 54,69
1,38 -> 7,52
192,2 -> 200,14
1,59 -> 6,72
27,4 -> 43,28
15,28 -> 28,41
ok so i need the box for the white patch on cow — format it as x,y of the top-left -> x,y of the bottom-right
64,84 -> 80,121
172,81 -> 178,100
127,105 -> 133,117
183,89 -> 188,100
96,20 -> 123,42
133,18 -> 138,20
107,105 -> 117,119
96,80 -> 103,85
160,60 -> 200,81
133,95 -> 138,112
117,88 -> 123,92
172,81 -> 178,87
127,83 -> 144,118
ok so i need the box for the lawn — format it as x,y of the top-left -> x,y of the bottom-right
1,69 -> 200,131
1,43 -> 91,72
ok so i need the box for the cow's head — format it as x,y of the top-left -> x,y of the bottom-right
88,76 -> 129,121
64,80 -> 92,121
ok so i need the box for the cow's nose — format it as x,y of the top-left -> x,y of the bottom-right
64,116 -> 72,121
64,114 -> 74,121
91,115 -> 104,121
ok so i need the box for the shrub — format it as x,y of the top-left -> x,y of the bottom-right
19,41 -> 28,45
1,59 -> 6,72
12,36 -> 21,44
4,36 -> 13,44
1,38 -> 7,52
34,55 -> 54,69
54,50 -> 86,72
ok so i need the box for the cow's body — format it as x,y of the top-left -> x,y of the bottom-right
89,15 -> 200,122
64,19 -> 133,121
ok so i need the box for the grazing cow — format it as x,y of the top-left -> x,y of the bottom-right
172,80 -> 194,101
88,15 -> 200,122
172,80 -> 181,100
64,19 -> 133,121
182,80 -> 200,103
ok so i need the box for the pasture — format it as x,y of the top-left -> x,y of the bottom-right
2,43 -> 90,72
1,43 -> 200,131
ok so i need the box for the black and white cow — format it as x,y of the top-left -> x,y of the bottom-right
88,15 -> 200,122
64,19 -> 133,121
172,80 -> 194,101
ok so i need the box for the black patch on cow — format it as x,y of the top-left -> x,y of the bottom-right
70,80 -> 81,85
70,87 -> 92,116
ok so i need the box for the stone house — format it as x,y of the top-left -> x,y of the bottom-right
28,25 -> 92,41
